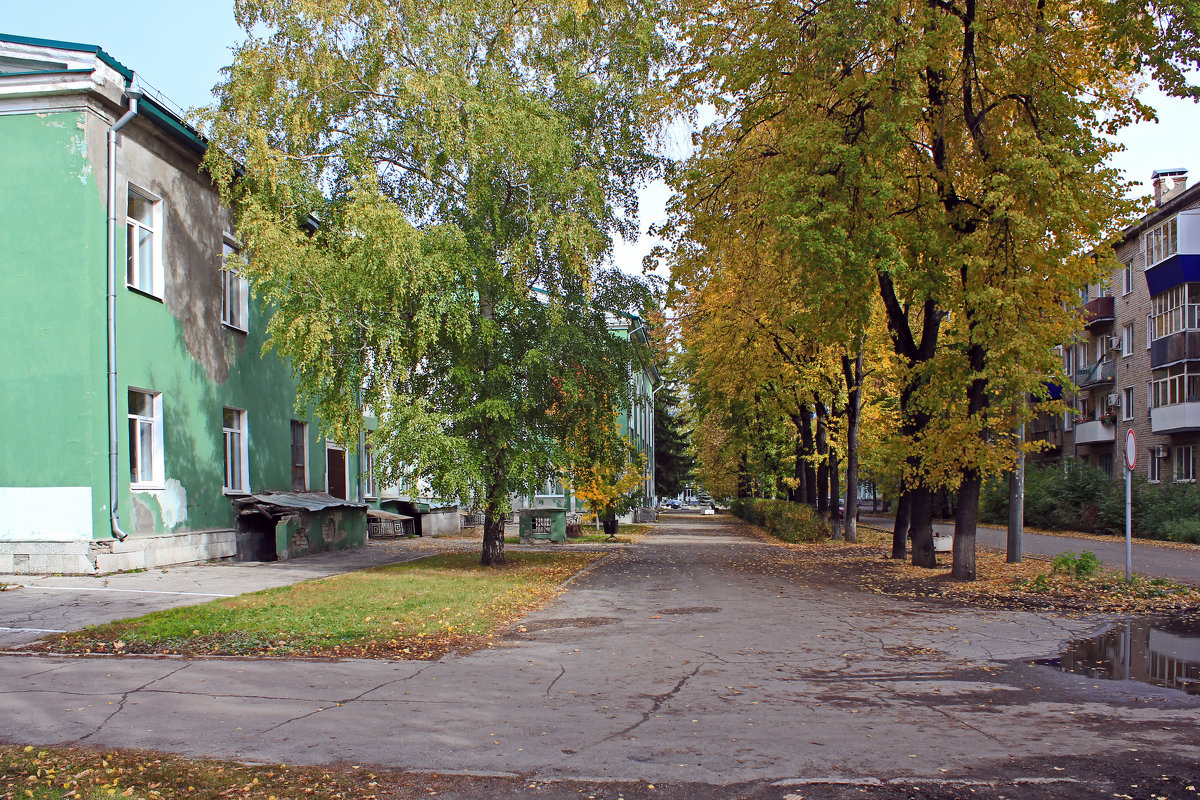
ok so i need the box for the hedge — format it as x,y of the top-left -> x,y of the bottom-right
980,461 -> 1200,544
729,498 -> 831,543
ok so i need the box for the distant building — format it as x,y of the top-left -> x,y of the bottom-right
1033,168 -> 1199,482
0,33 -> 366,573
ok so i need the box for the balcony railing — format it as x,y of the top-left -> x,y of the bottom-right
1074,359 -> 1115,388
1151,401 -> 1200,434
1074,419 -> 1116,445
1082,296 -> 1115,329
1150,330 -> 1200,368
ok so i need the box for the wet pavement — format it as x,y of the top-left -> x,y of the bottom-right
1,513 -> 1198,796
1041,614 -> 1200,696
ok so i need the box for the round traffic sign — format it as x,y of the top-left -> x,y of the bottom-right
1125,428 -> 1137,471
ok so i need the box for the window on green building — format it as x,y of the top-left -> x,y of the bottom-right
128,388 -> 163,489
223,407 -> 249,494
126,187 -> 162,297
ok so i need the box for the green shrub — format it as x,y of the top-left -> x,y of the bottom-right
1050,549 -> 1102,579
1161,517 -> 1200,544
730,498 -> 830,543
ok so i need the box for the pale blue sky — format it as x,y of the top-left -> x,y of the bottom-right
6,3 -> 1198,272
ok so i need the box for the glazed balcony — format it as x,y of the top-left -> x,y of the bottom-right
1144,210 -> 1200,295
1082,296 -> 1114,330
1074,419 -> 1116,445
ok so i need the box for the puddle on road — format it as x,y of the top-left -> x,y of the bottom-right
1040,617 -> 1200,696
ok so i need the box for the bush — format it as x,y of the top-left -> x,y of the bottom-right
1051,549 -> 1101,579
730,498 -> 830,543
1161,517 -> 1200,544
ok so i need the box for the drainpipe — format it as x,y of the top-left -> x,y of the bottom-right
106,87 -> 142,542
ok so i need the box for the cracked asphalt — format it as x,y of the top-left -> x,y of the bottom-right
2,513 -> 1199,798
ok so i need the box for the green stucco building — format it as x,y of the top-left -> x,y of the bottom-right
0,34 -> 367,573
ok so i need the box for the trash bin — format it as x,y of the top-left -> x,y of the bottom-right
602,516 -> 619,539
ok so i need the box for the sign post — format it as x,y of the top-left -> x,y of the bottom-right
1124,428 -> 1136,583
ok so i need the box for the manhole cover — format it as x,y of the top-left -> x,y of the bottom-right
657,606 -> 721,615
513,617 -> 620,633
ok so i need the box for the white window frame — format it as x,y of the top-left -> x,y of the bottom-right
1144,216 -> 1179,269
1174,444 -> 1196,483
363,446 -> 378,499
1149,449 -> 1163,483
1122,322 -> 1134,357
537,477 -> 566,498
221,239 -> 249,332
1122,262 -> 1133,296
223,407 -> 250,495
128,388 -> 164,490
1122,387 -> 1134,421
126,185 -> 164,298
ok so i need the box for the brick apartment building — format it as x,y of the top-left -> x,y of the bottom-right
1031,168 -> 1200,483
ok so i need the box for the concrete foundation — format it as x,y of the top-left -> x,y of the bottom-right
0,529 -> 237,575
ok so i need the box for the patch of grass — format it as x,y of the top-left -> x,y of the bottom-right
0,743 -> 405,799
30,551 -> 601,661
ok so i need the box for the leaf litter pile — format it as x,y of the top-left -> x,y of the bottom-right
26,551 -> 603,661
740,521 -> 1200,615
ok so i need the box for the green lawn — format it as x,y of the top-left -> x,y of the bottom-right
34,551 -> 601,660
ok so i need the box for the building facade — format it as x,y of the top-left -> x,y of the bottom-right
0,34 -> 367,573
1034,169 -> 1200,482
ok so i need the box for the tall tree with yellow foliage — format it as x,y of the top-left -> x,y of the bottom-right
667,0 -> 1200,577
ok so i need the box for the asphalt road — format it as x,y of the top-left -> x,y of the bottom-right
860,514 -> 1200,584
1,514 -> 1198,798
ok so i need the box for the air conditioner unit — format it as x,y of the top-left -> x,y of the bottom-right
1154,445 -> 1169,458
1106,393 -> 1120,405
1108,334 -> 1122,350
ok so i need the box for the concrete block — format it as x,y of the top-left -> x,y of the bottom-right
0,540 -> 90,557
94,550 -> 148,574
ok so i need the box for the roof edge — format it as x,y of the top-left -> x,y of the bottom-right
0,32 -> 134,82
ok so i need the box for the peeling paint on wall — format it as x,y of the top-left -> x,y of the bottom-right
159,479 -> 188,528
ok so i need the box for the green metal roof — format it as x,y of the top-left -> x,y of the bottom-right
0,32 -> 134,81
0,32 -> 208,155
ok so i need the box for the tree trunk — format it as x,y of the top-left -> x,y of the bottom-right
790,415 -> 807,504
737,450 -> 751,499
909,486 -> 937,568
815,408 -> 829,518
952,469 -> 980,580
951,346 -> 989,579
799,407 -> 817,507
892,490 -> 910,559
842,351 -> 863,543
481,487 -> 506,566
829,448 -> 842,540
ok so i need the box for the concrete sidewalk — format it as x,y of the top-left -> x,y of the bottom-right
860,514 -> 1200,584
1,513 -> 1196,796
0,536 -> 477,649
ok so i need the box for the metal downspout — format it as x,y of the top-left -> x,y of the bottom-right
107,88 -> 141,542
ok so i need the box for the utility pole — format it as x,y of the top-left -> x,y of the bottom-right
1007,421 -> 1024,563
